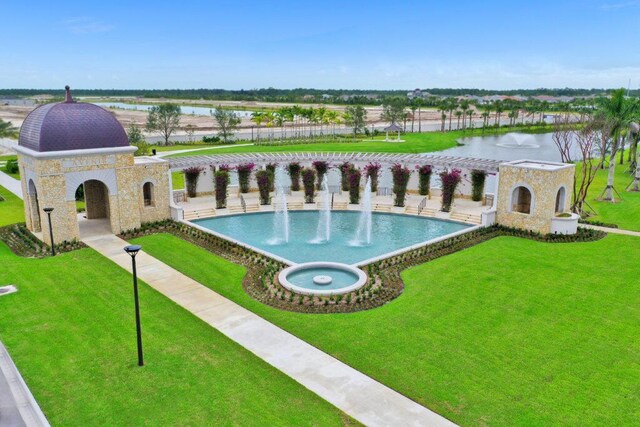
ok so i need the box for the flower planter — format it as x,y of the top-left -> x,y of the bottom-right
551,213 -> 579,235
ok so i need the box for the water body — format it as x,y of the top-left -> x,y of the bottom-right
93,102 -> 254,118
193,211 -> 470,265
438,132 -> 576,163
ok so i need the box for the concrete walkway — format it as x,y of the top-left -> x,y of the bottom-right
0,170 -> 22,199
82,231 -> 455,427
583,223 -> 640,237
156,143 -> 254,158
0,341 -> 50,426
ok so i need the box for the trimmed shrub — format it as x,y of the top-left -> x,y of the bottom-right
390,164 -> 411,207
312,160 -> 329,190
364,162 -> 381,193
348,168 -> 362,204
301,168 -> 316,203
287,162 -> 301,191
440,168 -> 462,212
265,163 -> 277,192
5,159 -> 19,174
471,169 -> 486,202
416,164 -> 432,196
256,170 -> 271,205
236,163 -> 255,193
340,162 -> 353,191
184,166 -> 204,198
214,169 -> 230,208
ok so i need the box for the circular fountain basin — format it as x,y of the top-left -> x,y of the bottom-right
279,262 -> 367,296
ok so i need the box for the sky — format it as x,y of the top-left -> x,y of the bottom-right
1,0 -> 639,90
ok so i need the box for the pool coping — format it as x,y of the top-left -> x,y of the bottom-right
278,262 -> 368,296
183,210 -> 483,267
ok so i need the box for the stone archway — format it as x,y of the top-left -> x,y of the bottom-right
77,179 -> 113,237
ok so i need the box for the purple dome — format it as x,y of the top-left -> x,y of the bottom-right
19,88 -> 128,152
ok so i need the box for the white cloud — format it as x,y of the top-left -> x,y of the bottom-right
63,17 -> 113,34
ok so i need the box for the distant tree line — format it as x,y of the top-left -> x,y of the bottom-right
0,87 -> 637,105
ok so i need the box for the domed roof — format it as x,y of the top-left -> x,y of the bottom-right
19,86 -> 129,152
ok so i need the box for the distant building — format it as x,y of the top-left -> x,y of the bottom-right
1,97 -> 36,107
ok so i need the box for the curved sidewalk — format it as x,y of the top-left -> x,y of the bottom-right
82,232 -> 456,427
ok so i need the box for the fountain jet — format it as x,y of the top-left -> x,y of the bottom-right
353,177 -> 372,245
271,166 -> 290,244
311,174 -> 332,243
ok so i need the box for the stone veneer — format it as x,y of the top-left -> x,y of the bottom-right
496,160 -> 575,234
17,147 -> 171,245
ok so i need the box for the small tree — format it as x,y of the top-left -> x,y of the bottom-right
364,162 -> 381,193
416,165 -> 432,196
127,123 -> 149,156
0,119 -> 18,139
390,164 -> 411,207
470,170 -> 486,202
440,169 -> 462,212
184,166 -> 204,198
312,160 -> 329,189
266,163 -> 277,192
185,124 -> 196,143
236,163 -> 255,193
348,168 -> 362,204
212,106 -> 241,144
215,169 -> 230,208
340,162 -> 353,191
146,103 -> 181,145
301,168 -> 316,203
287,162 -> 302,191
344,105 -> 367,137
381,98 -> 407,125
255,170 -> 271,205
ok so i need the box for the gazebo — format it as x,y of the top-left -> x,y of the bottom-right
383,123 -> 402,142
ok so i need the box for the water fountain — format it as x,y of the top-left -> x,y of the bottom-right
496,133 -> 540,148
311,175 -> 332,243
270,167 -> 290,244
352,177 -> 373,246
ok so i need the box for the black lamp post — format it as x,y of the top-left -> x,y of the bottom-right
124,244 -> 144,367
43,207 -> 55,256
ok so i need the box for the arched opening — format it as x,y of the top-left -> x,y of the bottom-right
143,182 -> 155,207
83,180 -> 110,220
555,187 -> 566,213
511,186 -> 532,214
28,179 -> 41,232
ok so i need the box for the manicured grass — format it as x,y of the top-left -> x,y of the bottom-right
133,233 -> 640,426
584,160 -> 640,230
167,126 -> 554,157
148,143 -> 236,152
0,185 -> 24,226
171,171 -> 185,189
0,242 -> 353,426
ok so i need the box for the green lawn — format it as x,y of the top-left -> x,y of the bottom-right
133,233 -> 640,426
171,171 -> 185,189
0,241 -> 353,426
0,185 -> 24,226
585,160 -> 640,230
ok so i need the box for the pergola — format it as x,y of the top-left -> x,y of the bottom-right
168,152 -> 502,173
383,123 -> 403,141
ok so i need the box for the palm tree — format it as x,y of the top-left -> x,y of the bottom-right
596,89 -> 640,201
447,99 -> 457,131
466,108 -> 474,130
493,101 -> 504,127
455,110 -> 463,130
459,100 -> 470,129
251,112 -> 264,141
0,119 -> 18,139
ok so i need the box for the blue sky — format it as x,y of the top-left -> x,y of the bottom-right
2,0 -> 639,89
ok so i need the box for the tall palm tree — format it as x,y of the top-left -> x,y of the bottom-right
447,99 -> 457,131
596,89 -> 640,201
455,110 -> 463,130
0,119 -> 18,139
251,112 -> 264,141
493,101 -> 504,127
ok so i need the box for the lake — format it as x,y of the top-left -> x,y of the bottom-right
93,102 -> 254,118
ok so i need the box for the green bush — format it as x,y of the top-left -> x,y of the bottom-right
5,159 -> 18,174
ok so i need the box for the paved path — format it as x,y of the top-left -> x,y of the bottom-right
582,224 -> 640,237
82,232 -> 456,427
0,341 -> 50,426
156,143 -> 254,158
0,170 -> 22,199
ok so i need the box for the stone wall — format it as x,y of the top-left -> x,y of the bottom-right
496,161 -> 574,234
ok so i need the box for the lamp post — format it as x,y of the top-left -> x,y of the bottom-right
124,244 -> 144,367
43,207 -> 55,256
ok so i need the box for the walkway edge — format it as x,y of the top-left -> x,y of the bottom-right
0,341 -> 50,427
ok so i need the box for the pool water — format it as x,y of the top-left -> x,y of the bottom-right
286,267 -> 359,292
192,211 -> 471,265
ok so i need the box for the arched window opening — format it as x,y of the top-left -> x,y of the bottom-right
555,187 -> 566,213
512,186 -> 532,214
143,182 -> 154,207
